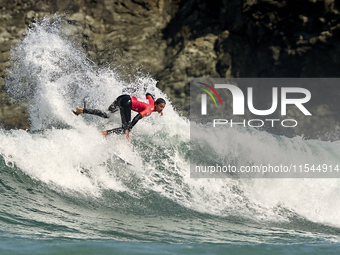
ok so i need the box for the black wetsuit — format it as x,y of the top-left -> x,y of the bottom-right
83,94 -> 154,135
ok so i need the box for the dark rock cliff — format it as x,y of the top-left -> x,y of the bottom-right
0,0 -> 339,137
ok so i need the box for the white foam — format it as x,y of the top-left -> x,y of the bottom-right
2,15 -> 340,228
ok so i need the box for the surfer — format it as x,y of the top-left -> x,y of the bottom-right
73,93 -> 166,141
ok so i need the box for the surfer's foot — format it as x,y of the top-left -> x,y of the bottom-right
101,131 -> 108,137
73,107 -> 84,116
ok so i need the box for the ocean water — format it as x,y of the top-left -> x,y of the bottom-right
1,15 -> 340,254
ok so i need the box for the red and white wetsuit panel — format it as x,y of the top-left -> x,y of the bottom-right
131,94 -> 155,118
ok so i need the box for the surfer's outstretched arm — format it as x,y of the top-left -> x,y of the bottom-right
127,113 -> 142,131
74,107 -> 109,118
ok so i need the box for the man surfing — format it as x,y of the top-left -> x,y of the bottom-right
73,93 -> 166,141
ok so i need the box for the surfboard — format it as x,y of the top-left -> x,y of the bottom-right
113,153 -> 133,166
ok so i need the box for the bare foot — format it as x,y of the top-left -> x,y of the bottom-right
74,107 -> 83,115
101,131 -> 108,137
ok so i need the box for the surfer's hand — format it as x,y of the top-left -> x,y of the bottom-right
101,131 -> 108,137
125,130 -> 130,141
160,111 -> 163,116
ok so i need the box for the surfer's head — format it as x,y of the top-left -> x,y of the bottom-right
154,98 -> 166,113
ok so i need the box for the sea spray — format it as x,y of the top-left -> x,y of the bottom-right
1,15 -> 340,233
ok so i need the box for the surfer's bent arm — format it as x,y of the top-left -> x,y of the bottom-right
128,113 -> 142,131
146,93 -> 154,101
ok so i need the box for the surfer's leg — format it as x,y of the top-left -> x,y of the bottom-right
108,94 -> 129,113
74,107 -> 109,118
118,96 -> 132,130
108,101 -> 118,114
106,127 -> 125,135
83,108 -> 109,118
101,95 -> 132,136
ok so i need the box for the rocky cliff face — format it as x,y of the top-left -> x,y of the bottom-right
1,0 -> 340,134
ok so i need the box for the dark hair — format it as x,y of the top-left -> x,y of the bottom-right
155,98 -> 166,105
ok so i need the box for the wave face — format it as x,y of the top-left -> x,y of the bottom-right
1,16 -> 340,244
